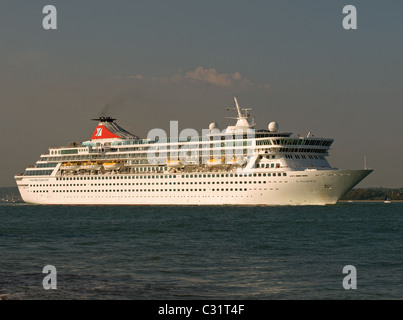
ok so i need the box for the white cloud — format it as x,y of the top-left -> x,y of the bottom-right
127,74 -> 144,80
184,66 -> 244,87
111,66 -> 268,91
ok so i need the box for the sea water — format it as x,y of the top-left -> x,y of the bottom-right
1,188 -> 402,300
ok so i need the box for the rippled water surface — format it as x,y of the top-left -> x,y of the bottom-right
1,189 -> 402,300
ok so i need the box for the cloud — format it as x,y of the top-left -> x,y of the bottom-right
127,74 -> 144,80
111,74 -> 143,80
111,66 -> 268,91
183,66 -> 245,87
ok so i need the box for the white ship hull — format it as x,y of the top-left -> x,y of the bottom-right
15,98 -> 373,205
15,169 -> 372,206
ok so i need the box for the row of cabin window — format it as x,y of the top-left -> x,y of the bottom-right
256,163 -> 281,168
33,187 -> 272,193
31,176 -> 287,188
55,172 -> 287,181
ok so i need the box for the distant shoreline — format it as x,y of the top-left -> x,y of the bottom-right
338,200 -> 403,203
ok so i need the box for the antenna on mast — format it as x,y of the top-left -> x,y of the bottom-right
224,97 -> 255,130
234,97 -> 242,118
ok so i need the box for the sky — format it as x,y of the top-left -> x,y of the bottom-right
0,0 -> 402,187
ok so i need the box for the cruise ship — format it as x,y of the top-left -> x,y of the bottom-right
15,98 -> 372,205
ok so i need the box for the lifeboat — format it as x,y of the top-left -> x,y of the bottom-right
166,158 -> 183,168
103,161 -> 121,171
81,161 -> 102,171
226,157 -> 246,166
207,157 -> 224,167
60,162 -> 80,171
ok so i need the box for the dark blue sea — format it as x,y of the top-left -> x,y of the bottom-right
1,188 -> 402,300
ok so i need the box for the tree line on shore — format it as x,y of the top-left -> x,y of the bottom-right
341,188 -> 403,201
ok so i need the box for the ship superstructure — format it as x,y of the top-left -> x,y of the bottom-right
15,98 -> 372,205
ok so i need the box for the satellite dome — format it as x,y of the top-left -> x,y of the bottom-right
209,122 -> 218,131
268,122 -> 279,132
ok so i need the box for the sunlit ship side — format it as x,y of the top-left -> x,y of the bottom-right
15,98 -> 372,205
